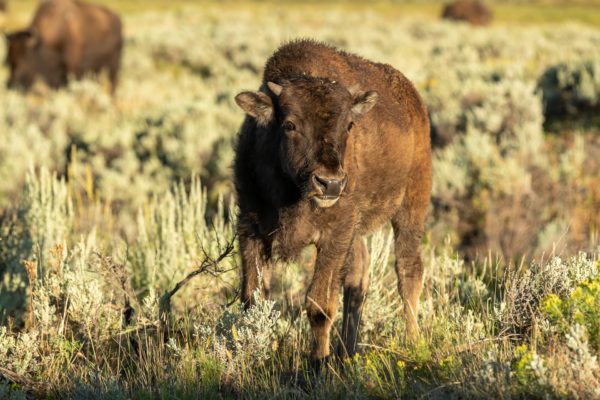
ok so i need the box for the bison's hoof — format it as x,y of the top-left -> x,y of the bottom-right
310,355 -> 333,374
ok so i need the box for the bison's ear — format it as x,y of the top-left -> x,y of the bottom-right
235,91 -> 274,126
351,90 -> 378,118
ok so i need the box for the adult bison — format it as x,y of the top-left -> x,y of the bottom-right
442,0 -> 493,26
234,40 -> 432,366
5,0 -> 122,92
0,1 -> 6,29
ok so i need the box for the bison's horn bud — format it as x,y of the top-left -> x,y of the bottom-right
347,83 -> 362,95
267,81 -> 282,96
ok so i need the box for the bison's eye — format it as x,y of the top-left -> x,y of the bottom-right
347,122 -> 355,131
283,121 -> 296,131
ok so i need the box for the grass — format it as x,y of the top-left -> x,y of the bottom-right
0,172 -> 597,398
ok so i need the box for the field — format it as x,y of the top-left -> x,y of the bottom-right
1,1 -> 600,398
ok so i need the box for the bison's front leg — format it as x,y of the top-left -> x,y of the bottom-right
306,233 -> 352,366
238,221 -> 272,309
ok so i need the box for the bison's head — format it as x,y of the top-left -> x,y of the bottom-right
5,30 -> 38,89
5,30 -> 64,90
236,77 -> 378,208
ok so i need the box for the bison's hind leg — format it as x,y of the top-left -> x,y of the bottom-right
108,51 -> 121,95
391,174 -> 430,341
339,238 -> 370,358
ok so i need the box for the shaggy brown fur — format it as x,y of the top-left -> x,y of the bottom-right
0,1 -> 6,12
442,0 -> 493,26
234,39 -> 431,365
5,0 -> 122,92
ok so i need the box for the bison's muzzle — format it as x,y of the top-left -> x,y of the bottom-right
311,173 -> 347,207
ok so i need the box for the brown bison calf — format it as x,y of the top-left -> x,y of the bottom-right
442,0 -> 493,26
234,40 -> 432,365
5,0 -> 122,92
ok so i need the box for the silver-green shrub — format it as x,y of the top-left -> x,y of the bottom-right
0,6 -> 598,398
498,253 -> 599,332
539,56 -> 600,118
212,292 -> 281,388
0,168 -> 72,324
128,177 -> 236,309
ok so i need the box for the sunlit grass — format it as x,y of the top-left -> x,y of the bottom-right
3,0 -> 600,27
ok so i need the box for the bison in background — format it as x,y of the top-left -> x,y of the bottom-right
442,0 -> 493,26
0,1 -> 6,29
234,39 -> 432,367
4,0 -> 122,93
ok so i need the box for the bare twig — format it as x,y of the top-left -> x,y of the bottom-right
159,234 -> 237,321
451,333 -> 520,354
0,366 -> 45,393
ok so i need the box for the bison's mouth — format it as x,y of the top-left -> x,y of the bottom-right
311,195 -> 340,208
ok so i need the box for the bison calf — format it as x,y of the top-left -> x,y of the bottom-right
5,0 -> 122,92
234,40 -> 432,365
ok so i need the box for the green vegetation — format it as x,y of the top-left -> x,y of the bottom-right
0,2 -> 599,398
4,0 -> 600,25
543,276 -> 600,351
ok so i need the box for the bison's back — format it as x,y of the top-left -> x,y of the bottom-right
442,0 -> 492,25
75,1 -> 122,42
32,0 -> 122,57
76,3 -> 122,68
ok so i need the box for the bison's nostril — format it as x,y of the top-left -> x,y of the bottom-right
312,175 -> 346,197
313,175 -> 328,192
